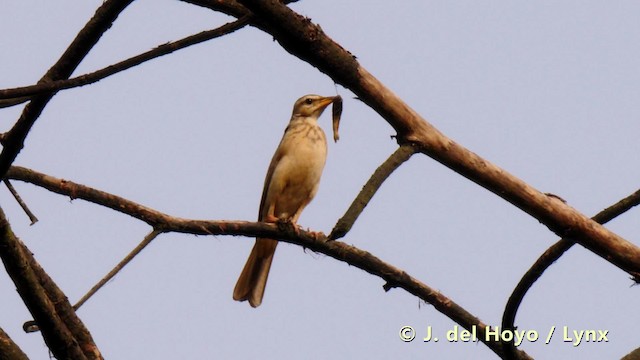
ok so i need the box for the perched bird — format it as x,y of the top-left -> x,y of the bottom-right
233,94 -> 338,307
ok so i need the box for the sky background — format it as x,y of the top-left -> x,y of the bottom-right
1,1 -> 639,359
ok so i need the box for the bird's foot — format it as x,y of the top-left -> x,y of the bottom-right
274,218 -> 298,235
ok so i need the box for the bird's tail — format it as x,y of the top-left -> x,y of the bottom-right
232,238 -> 278,307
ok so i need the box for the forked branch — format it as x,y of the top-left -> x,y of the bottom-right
0,17 -> 249,107
6,165 -> 531,359
0,0 -> 134,179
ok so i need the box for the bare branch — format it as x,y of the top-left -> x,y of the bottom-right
0,326 -> 29,360
305,236 -> 532,360
234,0 -> 640,277
74,229 -> 161,311
180,0 -> 298,33
5,165 -> 532,359
0,17 -> 249,104
0,207 -> 101,360
329,144 -> 416,240
622,348 -> 640,360
501,189 -> 640,358
3,180 -> 38,224
0,0 -> 134,179
7,166 -> 185,229
182,0 -> 252,18
0,96 -> 32,109
24,230 -> 163,333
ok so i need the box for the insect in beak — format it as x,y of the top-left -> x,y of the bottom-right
331,95 -> 343,143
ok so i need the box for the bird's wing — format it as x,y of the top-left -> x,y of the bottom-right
257,126 -> 290,221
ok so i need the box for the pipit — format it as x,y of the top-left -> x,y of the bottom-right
233,94 -> 339,307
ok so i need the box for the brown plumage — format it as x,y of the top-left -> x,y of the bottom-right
233,94 -> 338,307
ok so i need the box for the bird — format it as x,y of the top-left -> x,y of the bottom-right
233,94 -> 339,308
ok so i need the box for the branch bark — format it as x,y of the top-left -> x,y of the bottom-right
233,0 -> 640,277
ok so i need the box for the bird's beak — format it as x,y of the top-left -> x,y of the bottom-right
317,96 -> 336,110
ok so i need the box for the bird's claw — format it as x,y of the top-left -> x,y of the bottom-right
274,218 -> 298,234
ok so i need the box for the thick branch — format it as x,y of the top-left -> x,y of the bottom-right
622,348 -> 640,360
0,327 -> 28,360
0,207 -> 101,360
234,0 -> 640,277
182,0 -> 253,18
0,18 -> 249,105
0,0 -> 134,178
5,165 -> 531,359
182,0 -> 295,19
330,144 -> 416,240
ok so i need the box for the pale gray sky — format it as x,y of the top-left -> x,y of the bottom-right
1,1 -> 639,359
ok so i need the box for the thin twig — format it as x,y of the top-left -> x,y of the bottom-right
329,145 -> 416,240
24,229 -> 162,333
76,229 -> 162,310
501,189 -> 640,359
0,17 -> 250,105
3,179 -> 38,224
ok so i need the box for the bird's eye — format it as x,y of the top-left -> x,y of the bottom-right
305,98 -> 313,105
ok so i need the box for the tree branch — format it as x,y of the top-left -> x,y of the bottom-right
24,230 -> 163,333
3,180 -> 38,224
180,0 -> 299,34
0,207 -> 102,359
329,144 -> 416,240
75,229 -> 161,311
0,326 -> 28,360
233,0 -> 640,277
501,189 -> 640,358
0,0 -> 134,179
5,165 -> 532,359
0,17 -> 249,105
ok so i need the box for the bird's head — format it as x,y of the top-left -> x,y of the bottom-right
291,94 -> 338,119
